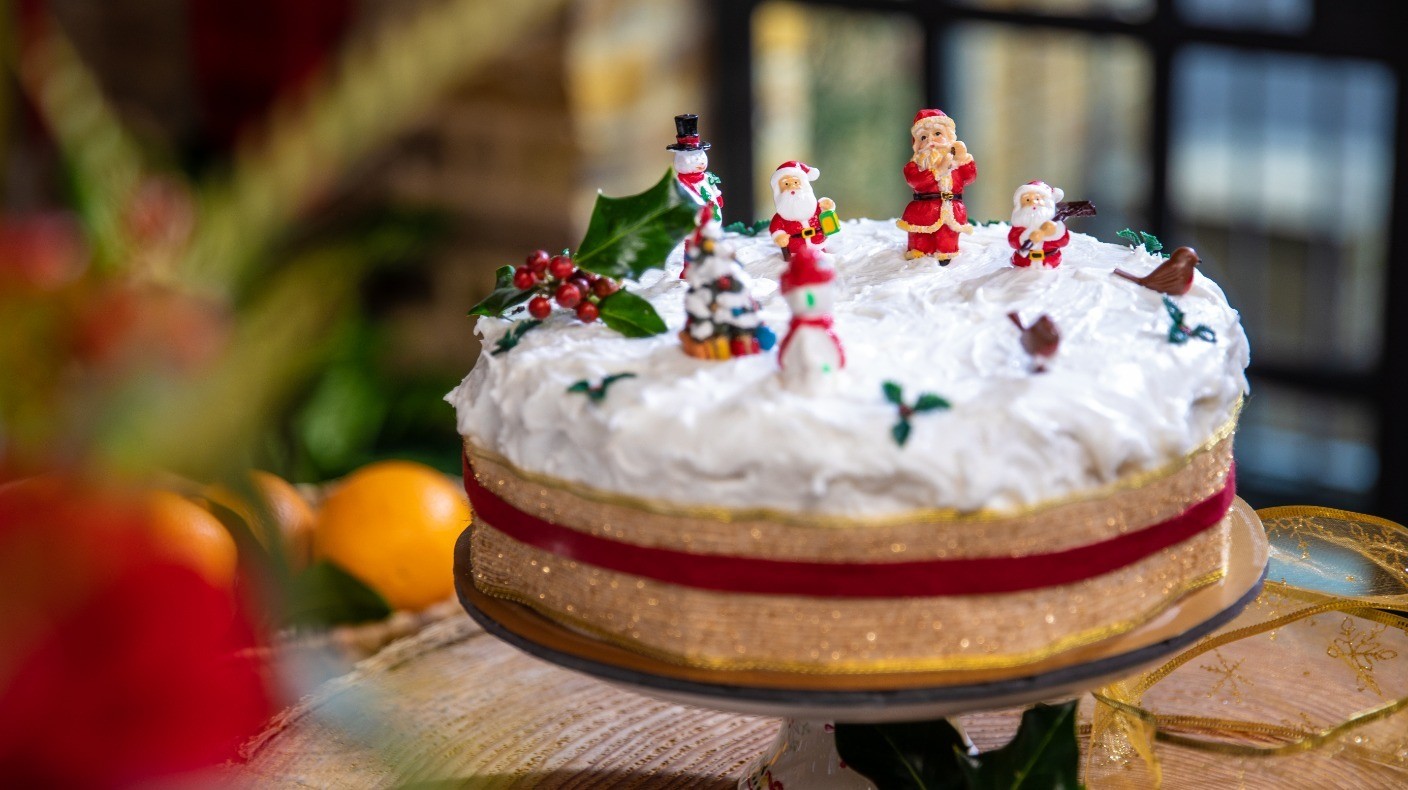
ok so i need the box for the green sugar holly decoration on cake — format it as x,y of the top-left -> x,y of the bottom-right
469,167 -> 703,340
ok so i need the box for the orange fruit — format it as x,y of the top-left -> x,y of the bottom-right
206,471 -> 317,571
315,460 -> 471,611
142,490 -> 239,588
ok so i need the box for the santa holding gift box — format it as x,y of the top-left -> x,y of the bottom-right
778,246 -> 845,393
769,161 -> 837,261
1007,180 -> 1071,268
897,109 -> 976,264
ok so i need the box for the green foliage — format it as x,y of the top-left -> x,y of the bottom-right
1116,228 -> 1164,255
957,701 -> 1082,789
598,290 -> 667,337
722,219 -> 772,237
837,701 -> 1083,790
567,372 -> 637,403
574,169 -> 704,280
284,560 -> 393,628
1163,296 -> 1217,345
491,320 -> 542,355
882,380 -> 952,447
835,719 -> 970,789
469,266 -> 534,318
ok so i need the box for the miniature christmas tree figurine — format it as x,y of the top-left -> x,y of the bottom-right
1007,181 -> 1095,268
779,246 -> 845,392
679,211 -> 775,360
898,109 -> 976,264
769,161 -> 837,261
668,114 -> 722,222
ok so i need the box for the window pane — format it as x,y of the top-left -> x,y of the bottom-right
1170,47 -> 1395,371
945,23 -> 1152,239
752,1 -> 923,219
1177,0 -> 1313,34
955,0 -> 1153,22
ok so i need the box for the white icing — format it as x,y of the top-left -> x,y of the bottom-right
447,220 -> 1250,516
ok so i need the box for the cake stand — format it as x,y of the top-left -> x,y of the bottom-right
455,498 -> 1269,789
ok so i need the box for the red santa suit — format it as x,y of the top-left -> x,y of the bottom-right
1007,225 -> 1070,268
769,210 -> 826,260
899,159 -> 976,258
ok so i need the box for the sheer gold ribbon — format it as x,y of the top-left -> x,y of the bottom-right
1086,507 -> 1408,788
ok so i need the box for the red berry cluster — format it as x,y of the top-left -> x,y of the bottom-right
514,250 -> 619,323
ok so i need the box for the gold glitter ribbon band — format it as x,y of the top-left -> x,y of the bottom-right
462,454 -> 1235,597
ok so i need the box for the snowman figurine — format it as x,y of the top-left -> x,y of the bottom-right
778,246 -> 845,392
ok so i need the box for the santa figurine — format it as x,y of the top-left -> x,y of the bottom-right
778,246 -> 845,393
667,114 -> 722,222
897,109 -> 976,264
769,161 -> 836,261
1007,180 -> 1071,268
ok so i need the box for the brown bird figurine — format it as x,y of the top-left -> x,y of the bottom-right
1008,312 -> 1060,373
1113,246 -> 1199,296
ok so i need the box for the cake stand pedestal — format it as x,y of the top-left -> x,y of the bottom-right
455,499 -> 1269,789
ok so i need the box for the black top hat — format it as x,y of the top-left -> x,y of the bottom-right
666,113 -> 711,151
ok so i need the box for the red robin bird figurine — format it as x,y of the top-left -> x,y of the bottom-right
1113,246 -> 1199,296
1008,312 -> 1060,372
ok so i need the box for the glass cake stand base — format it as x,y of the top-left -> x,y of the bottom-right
455,499 -> 1268,789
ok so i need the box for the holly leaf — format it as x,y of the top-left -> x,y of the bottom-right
1138,231 -> 1163,254
882,380 -> 905,406
490,319 -> 541,356
469,265 -> 533,318
835,719 -> 970,790
567,380 -> 592,394
574,169 -> 704,279
914,393 -> 951,413
892,419 -> 913,447
723,219 -> 772,237
598,290 -> 667,337
957,700 -> 1081,789
1115,228 -> 1140,246
284,560 -> 392,628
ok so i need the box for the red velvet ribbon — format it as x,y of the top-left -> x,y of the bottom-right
463,453 -> 1234,598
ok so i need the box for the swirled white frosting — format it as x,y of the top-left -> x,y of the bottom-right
447,220 -> 1249,516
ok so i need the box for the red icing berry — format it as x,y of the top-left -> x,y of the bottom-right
527,295 -> 552,319
512,268 -> 536,290
526,249 -> 550,273
591,278 -> 618,298
549,255 -> 575,280
554,282 -> 582,308
575,301 -> 599,322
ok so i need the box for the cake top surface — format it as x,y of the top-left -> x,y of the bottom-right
447,219 -> 1249,517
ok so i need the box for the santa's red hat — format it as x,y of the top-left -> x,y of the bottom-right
1013,179 -> 1065,206
911,109 -> 955,134
780,246 -> 834,292
770,160 -> 820,195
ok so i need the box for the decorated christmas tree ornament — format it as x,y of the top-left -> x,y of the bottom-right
1007,312 -> 1061,372
678,213 -> 773,360
768,161 -> 837,261
778,246 -> 845,392
1007,181 -> 1074,269
1116,246 -> 1200,296
898,109 -> 976,264
667,114 -> 722,223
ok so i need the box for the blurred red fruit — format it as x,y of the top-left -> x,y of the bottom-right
527,295 -> 552,319
554,283 -> 582,309
548,255 -> 575,280
575,301 -> 599,322
525,250 -> 550,272
591,278 -> 618,298
512,268 -> 536,290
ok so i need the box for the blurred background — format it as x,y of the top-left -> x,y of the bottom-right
2,0 -> 1404,515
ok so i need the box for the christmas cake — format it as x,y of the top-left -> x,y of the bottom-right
447,219 -> 1248,674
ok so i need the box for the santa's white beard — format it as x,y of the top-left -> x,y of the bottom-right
912,146 -> 948,172
774,187 -> 818,223
1012,202 -> 1056,240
